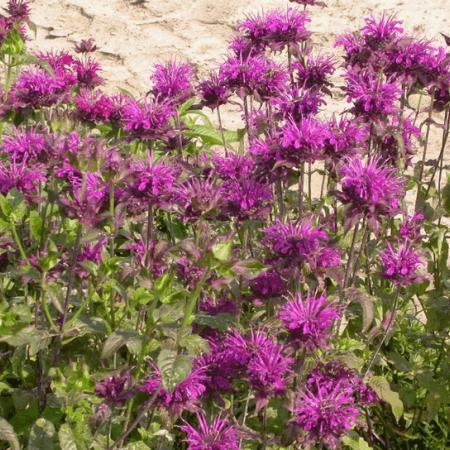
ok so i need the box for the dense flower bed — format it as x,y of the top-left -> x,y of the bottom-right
0,0 -> 449,449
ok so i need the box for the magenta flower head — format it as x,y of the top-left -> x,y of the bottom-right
74,38 -> 97,54
337,155 -> 405,229
345,69 -> 401,120
247,343 -> 294,410
324,115 -> 368,166
95,373 -> 132,406
121,97 -> 175,141
280,117 -> 329,164
361,14 -> 404,50
380,240 -> 424,286
198,71 -> 231,109
263,219 -> 340,270
75,89 -> 118,124
293,54 -> 335,91
150,60 -> 194,105
6,0 -> 30,23
281,116 -> 327,153
271,83 -> 326,120
126,158 -> 177,210
0,159 -> 45,201
73,57 -> 103,89
219,52 -> 269,98
293,361 -> 377,448
279,291 -> 340,350
140,363 -> 206,415
399,213 -> 424,242
180,413 -> 239,450
250,270 -> 287,300
213,152 -> 254,180
7,67 -> 69,111
2,127 -> 47,162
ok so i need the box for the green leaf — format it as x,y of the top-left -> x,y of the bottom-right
368,376 -> 404,422
29,210 -> 43,240
157,349 -> 192,392
185,124 -> 240,146
1,28 -> 25,55
195,313 -> 235,332
101,329 -> 143,359
343,433 -> 373,449
0,326 -> 50,355
27,418 -> 57,450
58,424 -> 78,450
212,241 -> 232,262
347,287 -> 376,332
442,172 -> 450,216
182,334 -> 210,355
0,417 -> 20,450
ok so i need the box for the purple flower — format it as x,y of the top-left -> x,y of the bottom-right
198,71 -> 231,109
75,38 -> 97,54
271,84 -> 325,120
73,57 -> 103,89
7,67 -> 69,111
126,158 -> 177,209
213,152 -> 254,180
150,60 -> 194,105
2,127 -> 46,162
121,97 -> 175,140
263,219 -> 340,270
76,238 -> 107,278
379,115 -> 420,166
293,54 -> 335,90
293,361 -> 377,448
180,413 -> 239,450
345,69 -> 401,119
280,117 -> 329,164
59,172 -> 108,227
126,239 -> 167,277
199,297 -> 238,317
247,343 -> 294,410
95,373 -> 132,406
75,89 -> 120,123
6,0 -> 30,23
250,270 -> 287,299
324,115 -> 367,165
399,213 -> 424,241
220,177 -> 272,220
0,159 -> 45,200
278,292 -> 340,350
337,156 -> 405,228
140,363 -> 206,415
254,59 -> 289,101
380,240 -> 424,286
293,380 -> 360,449
361,14 -> 403,49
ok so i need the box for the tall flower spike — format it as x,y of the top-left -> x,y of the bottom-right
278,291 -> 340,350
180,413 -> 239,450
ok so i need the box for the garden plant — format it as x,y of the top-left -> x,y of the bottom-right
0,0 -> 449,448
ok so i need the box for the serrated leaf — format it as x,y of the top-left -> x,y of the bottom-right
0,417 -> 20,450
368,376 -> 404,422
157,349 -> 192,392
101,329 -> 143,359
58,424 -> 78,450
28,418 -> 57,450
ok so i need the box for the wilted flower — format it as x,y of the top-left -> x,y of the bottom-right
380,240 -> 424,285
263,219 -> 340,269
95,373 -> 132,406
180,413 -> 239,450
6,0 -> 31,23
151,60 -> 194,105
250,270 -> 287,300
279,292 -> 340,350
